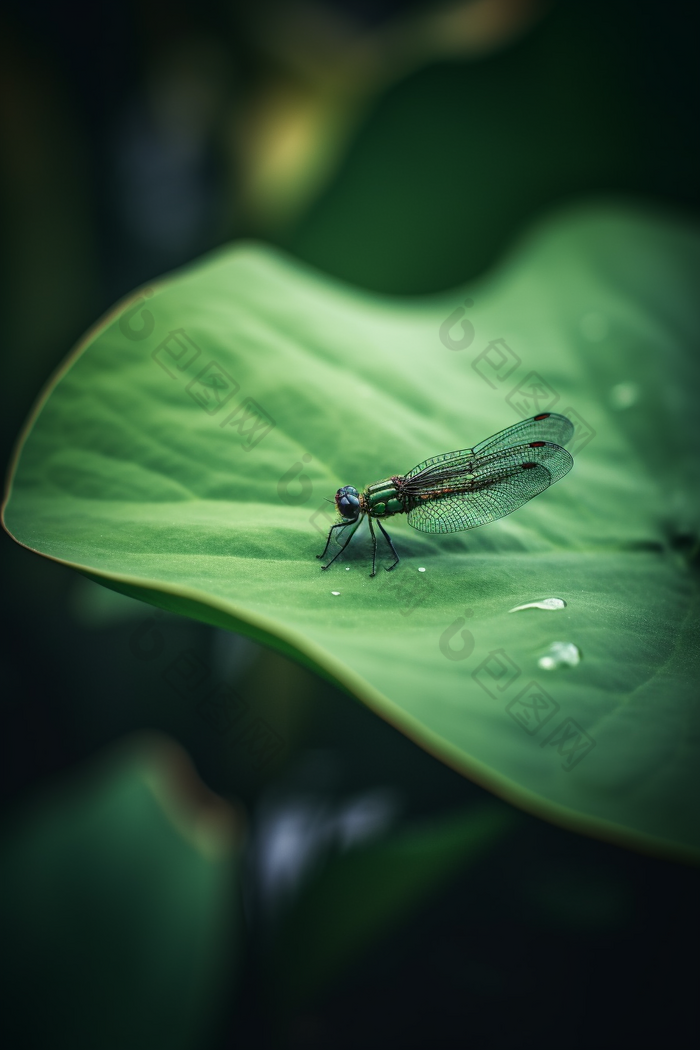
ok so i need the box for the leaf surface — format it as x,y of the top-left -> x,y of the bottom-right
4,202 -> 700,860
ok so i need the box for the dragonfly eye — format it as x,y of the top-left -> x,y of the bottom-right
336,485 -> 360,520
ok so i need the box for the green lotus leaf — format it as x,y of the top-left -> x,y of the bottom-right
4,201 -> 700,861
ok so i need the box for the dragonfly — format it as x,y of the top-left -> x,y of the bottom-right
317,412 -> 574,577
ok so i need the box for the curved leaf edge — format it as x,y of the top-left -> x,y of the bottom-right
4,528 -> 697,867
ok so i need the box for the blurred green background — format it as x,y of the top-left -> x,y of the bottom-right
1,1 -> 699,1047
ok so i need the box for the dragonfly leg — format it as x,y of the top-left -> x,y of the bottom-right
319,517 -> 362,570
376,518 -> 400,572
317,520 -> 350,561
368,516 -> 378,577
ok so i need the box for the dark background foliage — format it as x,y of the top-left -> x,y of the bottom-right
1,1 -> 698,1046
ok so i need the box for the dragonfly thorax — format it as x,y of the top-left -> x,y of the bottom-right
335,485 -> 361,521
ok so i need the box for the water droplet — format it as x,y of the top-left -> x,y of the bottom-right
418,567 -> 426,572
331,591 -> 341,596
509,597 -> 567,613
538,641 -> 581,670
345,566 -> 350,570
609,381 -> 639,409
579,312 -> 608,342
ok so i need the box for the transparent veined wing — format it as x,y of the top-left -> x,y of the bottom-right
471,412 -> 574,456
403,413 -> 573,486
406,441 -> 573,535
404,447 -> 475,484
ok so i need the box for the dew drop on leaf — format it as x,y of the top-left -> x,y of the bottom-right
538,641 -> 581,670
509,597 -> 567,612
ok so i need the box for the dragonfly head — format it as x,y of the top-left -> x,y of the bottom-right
335,485 -> 360,521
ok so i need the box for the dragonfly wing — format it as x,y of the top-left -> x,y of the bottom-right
403,414 -> 573,485
472,413 -> 574,456
470,440 -> 573,486
404,448 -> 474,483
406,442 -> 573,534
